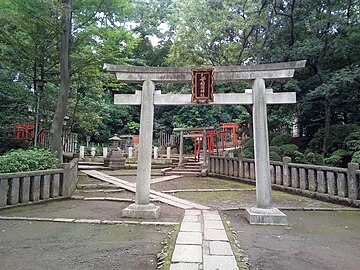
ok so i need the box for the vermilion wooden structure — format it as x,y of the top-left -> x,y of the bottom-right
16,123 -> 43,144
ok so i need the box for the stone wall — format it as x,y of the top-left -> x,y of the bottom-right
208,156 -> 360,207
0,159 -> 79,209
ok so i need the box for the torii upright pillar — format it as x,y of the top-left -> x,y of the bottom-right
105,61 -> 305,223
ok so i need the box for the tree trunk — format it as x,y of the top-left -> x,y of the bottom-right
50,0 -> 72,163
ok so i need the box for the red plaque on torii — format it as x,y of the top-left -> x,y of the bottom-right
191,68 -> 214,103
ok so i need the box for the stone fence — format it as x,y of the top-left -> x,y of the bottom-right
0,159 -> 79,209
208,156 -> 360,207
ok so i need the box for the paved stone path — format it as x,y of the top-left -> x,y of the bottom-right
170,209 -> 239,270
82,170 -> 210,210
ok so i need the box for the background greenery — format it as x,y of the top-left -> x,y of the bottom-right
0,0 -> 359,167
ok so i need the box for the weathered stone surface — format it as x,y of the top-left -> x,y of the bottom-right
176,232 -> 202,245
245,207 -> 288,225
31,176 -> 41,201
0,179 -> 8,207
204,229 -> 228,241
317,171 -> 327,194
122,203 -> 160,219
204,220 -> 224,230
170,263 -> 199,270
182,215 -> 199,222
209,241 -> 234,256
203,255 -> 238,270
337,173 -> 347,197
180,222 -> 202,232
20,176 -> 30,203
9,178 -> 20,205
172,245 -> 202,263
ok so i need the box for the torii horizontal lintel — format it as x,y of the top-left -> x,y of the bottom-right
114,90 -> 296,106
104,60 -> 306,83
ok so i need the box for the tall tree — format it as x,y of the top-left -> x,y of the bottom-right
50,0 -> 72,162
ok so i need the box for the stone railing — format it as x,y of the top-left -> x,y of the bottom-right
208,156 -> 360,207
0,159 -> 78,209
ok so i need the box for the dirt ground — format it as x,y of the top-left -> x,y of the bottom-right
1,171 -> 360,270
0,220 -> 173,270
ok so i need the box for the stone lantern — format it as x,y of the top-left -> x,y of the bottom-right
104,134 -> 125,169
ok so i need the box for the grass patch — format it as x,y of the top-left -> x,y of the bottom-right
181,178 -> 255,190
221,213 -> 250,270
157,224 -> 180,270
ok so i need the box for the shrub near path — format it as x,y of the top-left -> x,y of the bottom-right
0,148 -> 58,173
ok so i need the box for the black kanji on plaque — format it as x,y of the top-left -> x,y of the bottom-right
191,68 -> 214,103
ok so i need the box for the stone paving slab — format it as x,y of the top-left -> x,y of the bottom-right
170,263 -> 199,270
203,255 -> 238,270
209,241 -> 234,256
176,232 -> 202,245
183,215 -> 199,222
204,219 -> 225,229
203,214 -> 222,221
180,222 -> 202,232
172,245 -> 202,263
185,210 -> 202,216
204,228 -> 228,241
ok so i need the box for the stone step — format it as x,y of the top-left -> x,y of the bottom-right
165,171 -> 201,176
172,167 -> 202,172
184,165 -> 202,169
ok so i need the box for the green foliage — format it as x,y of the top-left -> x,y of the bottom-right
241,138 -> 254,159
351,151 -> 360,164
269,146 -> 281,155
270,134 -> 292,147
304,151 -> 324,165
345,132 -> 360,152
269,151 -> 281,162
0,148 -> 58,173
309,124 -> 360,154
324,150 -> 350,167
294,151 -> 305,163
279,144 -> 299,159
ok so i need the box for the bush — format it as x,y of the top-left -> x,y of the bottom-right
309,124 -> 360,154
270,134 -> 292,147
324,149 -> 350,167
279,144 -> 298,158
294,150 -> 305,163
345,132 -> 360,152
0,148 -> 58,173
304,151 -> 324,165
351,151 -> 360,164
269,151 -> 281,161
269,146 -> 281,155
241,138 -> 254,158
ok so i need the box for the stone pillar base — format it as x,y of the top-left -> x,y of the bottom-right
122,203 -> 160,219
245,207 -> 288,225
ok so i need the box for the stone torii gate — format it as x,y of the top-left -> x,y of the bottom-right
104,60 -> 306,224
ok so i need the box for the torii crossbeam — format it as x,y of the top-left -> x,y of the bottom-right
104,61 -> 306,224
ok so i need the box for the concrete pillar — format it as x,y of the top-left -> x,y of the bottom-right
252,78 -> 272,209
103,147 -> 108,158
166,146 -> 171,159
79,146 -> 85,159
179,130 -> 184,166
128,147 -> 133,159
122,80 -> 160,219
245,78 -> 287,225
154,147 -> 158,159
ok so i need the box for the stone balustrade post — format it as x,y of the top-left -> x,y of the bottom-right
348,163 -> 359,200
282,157 -> 291,187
